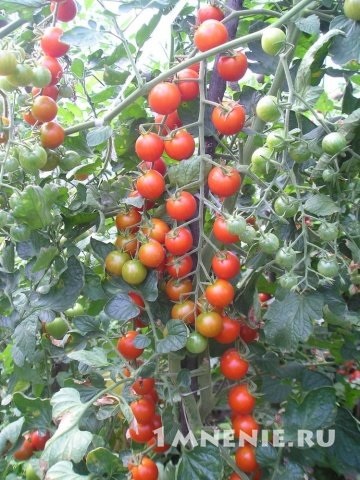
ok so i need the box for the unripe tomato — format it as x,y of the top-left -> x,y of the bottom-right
117,331 -> 144,360
165,278 -> 193,301
194,19 -> 229,52
31,95 -> 58,122
317,257 -> 339,278
211,103 -> 246,135
59,150 -> 81,171
196,311 -> 223,337
275,247 -> 297,269
18,145 -> 48,173
261,28 -> 286,55
31,66 -> 52,88
25,463 -> 41,480
171,300 -> 197,324
318,222 -> 338,242
220,349 -> 249,380
250,146 -> 273,177
344,0 -> 360,20
45,317 -> 68,339
115,233 -> 138,255
186,331 -> 208,353
40,122 -> 65,149
40,26 -> 69,58
7,64 -> 33,87
288,141 -> 311,163
266,128 -> 286,151
122,260 -> 147,285
148,82 -> 181,115
279,272 -> 298,290
105,250 -> 131,276
321,132 -> 347,155
0,51 -> 17,76
274,196 -> 299,218
217,51 -> 248,81
135,132 -> 164,162
258,232 -> 279,254
255,95 -> 280,122
64,302 -> 84,317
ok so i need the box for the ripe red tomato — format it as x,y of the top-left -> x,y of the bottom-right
130,457 -> 158,480
205,279 -> 234,308
235,445 -> 259,473
189,62 -> 200,73
40,26 -> 69,57
141,218 -> 170,243
211,103 -> 246,135
165,278 -> 193,301
50,0 -> 77,21
166,191 -> 197,220
116,208 -> 141,232
228,384 -> 256,414
214,316 -> 241,343
148,82 -> 181,115
40,122 -> 65,148
13,438 -> 33,461
32,85 -> 59,100
154,110 -> 182,135
39,56 -> 63,85
135,132 -> 164,162
171,300 -> 197,324
130,398 -> 156,424
164,130 -> 195,160
147,436 -> 171,454
211,251 -> 240,279
136,169 -> 165,201
258,292 -> 271,303
117,331 -> 144,360
232,414 -> 259,438
166,254 -> 193,278
132,378 -> 155,395
140,156 -> 167,176
23,110 -> 38,126
31,95 -> 58,122
217,51 -> 248,81
194,19 -> 229,52
175,68 -> 199,101
220,349 -> 249,380
115,233 -> 138,255
197,4 -> 225,23
28,430 -> 50,451
196,311 -> 223,337
240,323 -> 259,343
128,292 -> 145,310
165,227 -> 193,255
213,216 -> 240,244
128,421 -> 154,443
138,239 -> 166,268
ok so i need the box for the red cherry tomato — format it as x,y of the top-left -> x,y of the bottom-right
39,56 -> 63,85
130,398 -> 156,424
166,191 -> 197,221
211,103 -> 246,135
165,278 -> 193,301
136,170 -> 165,201
50,0 -> 77,22
205,279 -> 234,308
232,414 -> 259,439
154,110 -> 182,135
135,132 -> 164,162
40,26 -> 69,57
117,331 -> 144,360
166,254 -> 193,278
40,122 -> 65,148
28,430 -> 51,451
171,300 -> 197,324
208,166 -> 241,197
32,85 -> 59,100
130,456 -> 158,480
175,68 -> 199,101
141,218 -> 170,244
197,4 -> 225,23
116,208 -> 141,232
164,130 -> 195,161
240,323 -> 259,343
194,19 -> 229,52
139,156 -> 167,176
165,227 -> 193,255
138,239 -> 166,268
213,216 -> 240,244
220,349 -> 249,380
228,384 -> 256,414
196,311 -> 223,338
235,445 -> 259,473
31,95 -> 58,122
217,51 -> 248,81
132,378 -> 155,395
128,421 -> 154,443
211,251 -> 240,280
214,316 -> 241,343
148,82 -> 181,115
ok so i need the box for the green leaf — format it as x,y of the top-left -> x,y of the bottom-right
73,315 -> 102,335
133,334 -> 151,348
71,58 -> 85,78
295,14 -> 320,35
86,126 -> 113,147
0,417 -> 24,455
31,246 -> 58,273
264,292 -> 323,351
42,388 -> 93,466
156,320 -> 187,354
1,0 -> 42,14
86,448 -> 124,476
330,16 -> 360,65
104,293 -> 139,321
304,194 -> 340,216
137,270 -> 158,301
136,11 -> 162,48
283,387 -> 337,442
45,460 -> 90,479
1,242 -> 15,273
67,348 -> 109,368
177,444 -> 224,480
12,393 -> 52,431
62,27 -> 103,47
9,186 -> 55,230
12,314 -> 38,367
167,156 -> 210,189
256,444 -> 278,467
275,462 -> 305,480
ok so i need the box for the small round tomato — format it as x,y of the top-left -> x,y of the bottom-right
275,247 -> 297,269
23,110 -> 38,126
165,278 -> 193,301
211,251 -> 240,280
196,4 -> 224,23
235,445 -> 259,473
0,51 -> 17,76
148,82 -> 181,115
208,166 -> 241,197
288,141 -> 311,163
39,56 -> 63,85
220,349 -> 249,380
32,84 -> 59,100
115,233 -> 138,255
274,196 -> 299,218
317,257 -> 339,278
211,103 -> 246,135
40,122 -> 65,148
138,239 -> 165,268
40,26 -> 69,57
194,19 -> 229,52
214,316 -> 241,343
7,64 -> 33,87
175,68 -> 199,101
166,191 -> 197,220
232,414 -> 260,438
128,292 -> 145,311
147,436 -> 171,454
117,330 -> 144,360
196,311 -> 223,338
105,250 -> 131,276
45,317 -> 68,339
116,208 -> 141,232
213,216 -> 240,244
130,457 -> 158,480
228,384 -> 256,414
344,0 -> 360,20
122,260 -> 148,285
240,323 -> 259,343
31,95 -> 58,122
256,95 -> 280,122
258,233 -> 279,255
132,378 -> 155,395
136,169 -> 165,201
321,132 -> 347,155
171,300 -> 197,324
318,222 -> 338,242
140,156 -> 167,175
266,128 -> 286,151
186,331 -> 208,353
164,130 -> 195,160
128,421 -> 154,443
166,254 -> 193,278
130,398 -> 156,424
217,51 -> 248,81
141,218 -> 170,243
18,145 -> 47,173
165,227 -> 193,255
205,279 -> 234,308
250,146 -> 274,177
50,0 -> 77,21
13,438 -> 33,461
154,111 -> 182,135
258,292 -> 271,304
31,66 -> 52,88
28,430 -> 50,451
261,28 -> 286,56
135,132 -> 164,162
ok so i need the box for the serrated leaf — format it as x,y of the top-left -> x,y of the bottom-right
67,348 -> 109,368
295,14 -> 320,35
0,418 -> 24,455
86,448 -> 124,476
156,320 -> 187,354
62,27 -> 104,47
32,246 -> 58,273
90,238 -> 114,261
73,315 -> 102,335
304,194 -> 340,216
9,186 -> 55,230
12,314 -> 38,367
264,292 -> 323,351
167,156 -> 210,189
45,460 -> 90,480
104,293 -> 139,321
86,126 -> 113,147
12,393 -> 52,431
329,16 -> 360,65
177,444 -> 224,480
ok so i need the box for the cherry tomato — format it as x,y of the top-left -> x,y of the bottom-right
130,456 -> 158,480
165,278 -> 193,301
7,64 -> 33,87
139,156 -> 167,176
240,323 -> 259,343
131,398 -> 156,424
13,438 -> 33,461
321,132 -> 347,155
208,166 -> 241,197
220,349 -> 249,380
115,233 -> 138,255
235,445 -> 259,473
135,132 -> 164,162
117,331 -> 144,360
122,260 -> 148,285
232,414 -> 260,439
0,51 -> 17,76
166,191 -> 197,221
40,122 -> 65,148
39,56 -> 63,85
45,317 -> 68,339
228,384 -> 256,414
128,292 -> 145,310
214,316 -> 241,343
136,170 -> 165,201
148,82 -> 181,115
141,218 -> 170,243
258,233 -> 279,255
317,257 -> 339,278
213,216 -> 240,244
171,300 -> 197,324
164,129 -> 195,161
32,66 -> 52,88
344,0 -> 360,20
40,26 -> 69,57
28,430 -> 50,451
138,239 -> 166,268
154,110 -> 182,135
211,103 -> 246,135
258,292 -> 271,303
116,208 -> 141,232
186,331 -> 208,353
105,250 -> 131,276
50,0 -> 77,22
147,436 -> 171,454
32,85 -> 59,100
217,51 -> 248,81
255,95 -> 280,122
132,378 -> 155,395
166,254 -> 193,278
165,227 -> 193,255
205,279 -> 234,308
196,4 -> 224,23
261,28 -> 286,55
211,251 -> 240,280
274,195 -> 299,218
31,95 -> 58,122
196,311 -> 223,338
175,68 -> 199,101
194,19 -> 229,52
318,222 -> 338,242
128,421 -> 154,443
23,110 -> 38,126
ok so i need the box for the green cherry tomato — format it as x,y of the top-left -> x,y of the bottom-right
65,302 -> 84,317
289,142 -> 311,163
259,233 -> 279,254
279,273 -> 298,289
0,51 -> 18,76
322,168 -> 338,183
321,132 -> 347,155
0,76 -> 17,92
186,332 -> 208,354
0,210 -> 13,228
274,196 -> 299,218
255,95 -> 281,122
7,64 -> 33,87
59,150 -> 81,171
317,258 -> 339,278
251,146 -> 274,177
3,155 -> 19,173
275,247 -> 297,269
241,225 -> 257,244
121,259 -> 147,285
344,0 -> 360,20
18,145 -> 47,173
318,223 -> 338,242
31,66 -> 52,88
226,215 -> 247,236
261,28 -> 286,56
266,128 -> 286,151
45,317 -> 68,339
40,150 -> 60,171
